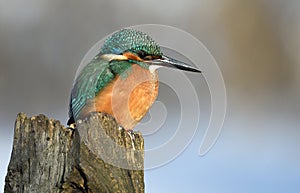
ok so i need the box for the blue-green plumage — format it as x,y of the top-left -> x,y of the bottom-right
99,29 -> 162,56
68,29 -> 163,125
68,28 -> 201,126
69,59 -> 112,122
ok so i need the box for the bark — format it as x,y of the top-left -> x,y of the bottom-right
4,112 -> 144,193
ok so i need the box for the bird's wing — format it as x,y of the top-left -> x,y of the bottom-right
68,59 -> 115,123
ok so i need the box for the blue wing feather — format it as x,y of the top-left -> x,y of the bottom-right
68,59 -> 114,123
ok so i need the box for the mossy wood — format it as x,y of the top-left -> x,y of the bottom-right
4,112 -> 144,193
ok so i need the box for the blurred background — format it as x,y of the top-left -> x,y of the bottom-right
1,0 -> 300,192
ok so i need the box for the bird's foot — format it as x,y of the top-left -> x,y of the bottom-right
66,123 -> 76,137
68,123 -> 76,130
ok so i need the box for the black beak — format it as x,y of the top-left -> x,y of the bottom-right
147,55 -> 201,73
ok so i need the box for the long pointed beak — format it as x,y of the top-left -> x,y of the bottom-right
147,55 -> 201,73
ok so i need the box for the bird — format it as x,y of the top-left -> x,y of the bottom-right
67,28 -> 201,131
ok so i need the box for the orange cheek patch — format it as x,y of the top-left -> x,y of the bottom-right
122,52 -> 143,61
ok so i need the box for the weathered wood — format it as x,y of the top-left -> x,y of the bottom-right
4,112 -> 144,193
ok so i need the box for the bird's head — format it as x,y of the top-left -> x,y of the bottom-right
98,28 -> 201,74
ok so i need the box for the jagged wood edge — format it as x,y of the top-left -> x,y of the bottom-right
4,112 -> 144,193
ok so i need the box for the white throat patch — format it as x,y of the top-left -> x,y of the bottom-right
149,65 -> 162,74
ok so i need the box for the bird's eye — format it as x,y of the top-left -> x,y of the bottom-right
129,50 -> 162,60
136,50 -> 148,59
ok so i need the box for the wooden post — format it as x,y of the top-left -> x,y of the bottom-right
4,112 -> 144,193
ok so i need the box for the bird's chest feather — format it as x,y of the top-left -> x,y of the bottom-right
90,64 -> 158,129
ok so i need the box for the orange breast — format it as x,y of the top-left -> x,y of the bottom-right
80,64 -> 159,130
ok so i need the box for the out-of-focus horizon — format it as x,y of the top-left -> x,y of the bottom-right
1,0 -> 299,192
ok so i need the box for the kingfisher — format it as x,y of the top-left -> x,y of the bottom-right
67,28 -> 201,130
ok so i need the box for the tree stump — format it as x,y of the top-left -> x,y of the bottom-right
4,112 -> 144,193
